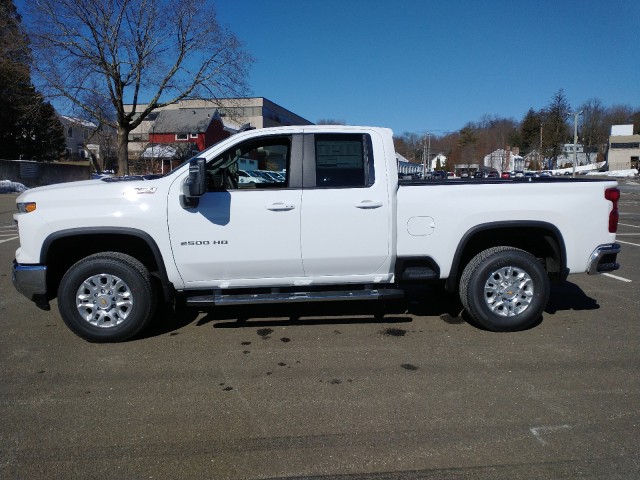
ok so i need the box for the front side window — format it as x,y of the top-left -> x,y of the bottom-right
314,134 -> 374,187
206,136 -> 290,191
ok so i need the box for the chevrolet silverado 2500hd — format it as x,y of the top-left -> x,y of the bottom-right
12,126 -> 621,341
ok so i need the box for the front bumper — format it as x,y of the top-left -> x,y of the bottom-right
587,243 -> 621,275
12,261 -> 50,310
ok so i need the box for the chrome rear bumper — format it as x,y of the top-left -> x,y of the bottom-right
587,244 -> 620,275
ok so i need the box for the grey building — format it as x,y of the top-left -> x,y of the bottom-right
608,125 -> 639,171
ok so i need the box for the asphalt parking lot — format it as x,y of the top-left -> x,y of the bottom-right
1,181 -> 639,479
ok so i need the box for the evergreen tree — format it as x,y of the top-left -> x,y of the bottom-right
0,0 -> 64,160
541,89 -> 571,169
520,108 -> 542,154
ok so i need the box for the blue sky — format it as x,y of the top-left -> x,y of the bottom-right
215,0 -> 639,134
15,0 -> 639,135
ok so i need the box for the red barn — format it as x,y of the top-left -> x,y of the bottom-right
148,108 -> 231,151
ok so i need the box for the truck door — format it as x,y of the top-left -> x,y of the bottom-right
167,134 -> 304,286
300,132 -> 392,277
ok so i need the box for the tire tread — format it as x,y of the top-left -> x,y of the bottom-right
459,246 -> 549,332
57,252 -> 155,342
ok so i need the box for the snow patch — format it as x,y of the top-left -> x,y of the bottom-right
0,180 -> 28,193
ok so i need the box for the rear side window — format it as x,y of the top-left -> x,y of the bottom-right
314,134 -> 374,187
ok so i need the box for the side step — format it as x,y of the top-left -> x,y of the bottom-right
186,288 -> 405,307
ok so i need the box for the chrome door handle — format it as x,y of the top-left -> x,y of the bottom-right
267,203 -> 296,211
355,200 -> 383,209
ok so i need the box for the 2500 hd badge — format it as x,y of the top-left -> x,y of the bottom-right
180,240 -> 228,246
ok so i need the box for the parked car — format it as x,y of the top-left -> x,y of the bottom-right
238,169 -> 268,184
256,170 -> 285,183
473,171 -> 484,179
501,172 -> 511,179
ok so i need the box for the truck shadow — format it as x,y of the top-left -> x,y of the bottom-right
140,282 -> 598,339
545,281 -> 600,313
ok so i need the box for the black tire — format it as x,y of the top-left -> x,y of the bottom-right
459,247 -> 550,332
57,252 -> 155,342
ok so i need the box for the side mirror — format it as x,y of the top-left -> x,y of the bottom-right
182,157 -> 206,208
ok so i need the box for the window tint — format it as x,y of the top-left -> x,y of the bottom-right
315,134 -> 373,187
206,136 -> 290,191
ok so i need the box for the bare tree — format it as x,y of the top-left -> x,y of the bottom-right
579,98 -> 608,164
604,104 -> 637,131
26,0 -> 252,174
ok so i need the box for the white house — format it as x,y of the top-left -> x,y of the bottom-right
483,148 -> 524,173
59,115 -> 98,160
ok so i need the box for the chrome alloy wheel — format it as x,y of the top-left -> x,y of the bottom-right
483,266 -> 534,317
75,273 -> 133,328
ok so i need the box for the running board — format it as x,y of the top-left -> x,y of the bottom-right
185,288 -> 405,307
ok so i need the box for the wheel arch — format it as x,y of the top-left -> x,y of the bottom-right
41,227 -> 174,302
444,221 -> 567,292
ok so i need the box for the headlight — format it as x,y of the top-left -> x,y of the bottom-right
17,202 -> 37,213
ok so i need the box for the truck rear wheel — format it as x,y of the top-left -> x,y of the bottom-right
57,252 -> 155,342
459,247 -> 550,331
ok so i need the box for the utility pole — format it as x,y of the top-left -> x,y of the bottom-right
427,133 -> 431,173
422,132 -> 432,177
567,111 -> 583,177
540,123 -> 544,170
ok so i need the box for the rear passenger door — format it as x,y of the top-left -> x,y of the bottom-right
300,131 -> 392,277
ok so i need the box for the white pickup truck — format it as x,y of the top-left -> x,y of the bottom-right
12,126 -> 621,342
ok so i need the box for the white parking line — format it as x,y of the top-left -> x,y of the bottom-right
0,236 -> 18,244
619,223 -> 640,228
617,240 -> 640,247
603,273 -> 633,283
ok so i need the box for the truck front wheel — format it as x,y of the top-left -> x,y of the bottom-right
459,247 -> 550,331
57,252 -> 155,342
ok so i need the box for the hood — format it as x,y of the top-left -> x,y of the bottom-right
16,177 -> 165,204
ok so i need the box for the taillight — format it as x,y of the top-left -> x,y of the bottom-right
605,188 -> 620,233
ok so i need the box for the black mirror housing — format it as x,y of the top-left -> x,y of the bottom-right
182,158 -> 206,207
